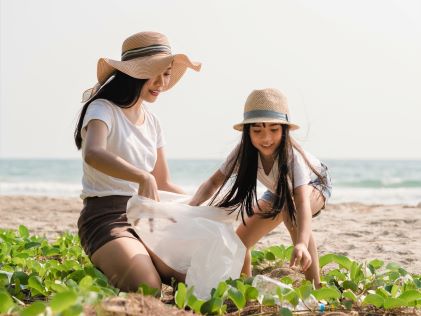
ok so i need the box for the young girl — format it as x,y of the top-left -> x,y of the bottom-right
74,31 -> 200,291
190,88 -> 331,288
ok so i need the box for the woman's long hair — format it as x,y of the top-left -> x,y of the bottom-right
210,124 -> 326,226
74,71 -> 147,150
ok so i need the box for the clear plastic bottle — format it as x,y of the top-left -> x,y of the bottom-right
252,275 -> 325,312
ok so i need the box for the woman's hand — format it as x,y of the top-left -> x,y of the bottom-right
290,243 -> 312,272
138,173 -> 159,201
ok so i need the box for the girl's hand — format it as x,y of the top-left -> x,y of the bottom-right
290,243 -> 312,272
138,173 -> 160,202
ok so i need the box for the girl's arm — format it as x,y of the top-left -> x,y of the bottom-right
189,170 -> 226,206
151,147 -> 185,194
290,184 -> 313,271
84,120 -> 159,200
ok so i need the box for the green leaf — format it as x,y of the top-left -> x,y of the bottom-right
24,242 -> 41,249
284,246 -> 294,261
384,297 -> 406,309
50,291 -> 78,313
334,255 -> 352,270
228,286 -> 246,309
342,289 -> 358,302
175,282 -> 187,309
189,298 -> 204,314
61,304 -> 83,316
386,262 -> 401,271
265,250 -> 276,261
283,289 -> 299,307
12,271 -> 29,285
268,245 -> 284,259
21,301 -> 46,316
200,297 -> 223,314
327,269 -> 346,281
245,286 -> 259,301
262,294 -> 276,306
391,284 -> 400,298
138,283 -> 160,297
297,281 -> 313,300
213,281 -> 228,298
279,307 -> 293,316
342,280 -> 358,292
312,287 -> 341,301
28,276 -> 47,296
369,259 -> 384,270
398,290 -> 421,304
79,275 -> 93,291
0,273 -> 10,287
350,261 -> 364,283
363,293 -> 384,308
319,254 -> 352,270
19,225 -> 29,238
280,276 -> 293,285
376,287 -> 391,298
0,292 -> 14,313
319,254 -> 335,268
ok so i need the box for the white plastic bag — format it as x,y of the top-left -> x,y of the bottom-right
126,191 -> 246,299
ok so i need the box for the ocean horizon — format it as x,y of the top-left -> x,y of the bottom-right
1,158 -> 420,206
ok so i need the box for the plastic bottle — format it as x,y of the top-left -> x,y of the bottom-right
252,275 -> 325,312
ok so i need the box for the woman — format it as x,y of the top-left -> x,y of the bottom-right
74,31 -> 200,291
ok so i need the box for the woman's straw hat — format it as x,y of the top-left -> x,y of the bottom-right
82,31 -> 201,102
233,88 -> 299,131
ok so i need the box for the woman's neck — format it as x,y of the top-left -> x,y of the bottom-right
122,98 -> 145,125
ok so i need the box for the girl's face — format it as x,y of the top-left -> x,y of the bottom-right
249,123 -> 283,158
140,66 -> 172,103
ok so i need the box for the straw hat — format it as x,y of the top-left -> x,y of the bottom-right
82,31 -> 201,102
233,88 -> 299,131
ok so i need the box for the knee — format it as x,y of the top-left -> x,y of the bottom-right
117,272 -> 161,292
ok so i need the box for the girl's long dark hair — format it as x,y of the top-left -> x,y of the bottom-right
74,71 -> 147,150
210,124 -> 326,226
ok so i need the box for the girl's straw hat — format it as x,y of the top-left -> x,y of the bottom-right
233,88 -> 299,131
82,31 -> 201,102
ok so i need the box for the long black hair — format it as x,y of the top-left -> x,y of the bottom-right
210,124 -> 326,226
74,71 -> 148,150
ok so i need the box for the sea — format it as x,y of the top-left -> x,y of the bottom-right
0,159 -> 420,205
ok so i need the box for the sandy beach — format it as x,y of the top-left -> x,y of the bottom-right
1,195 -> 420,274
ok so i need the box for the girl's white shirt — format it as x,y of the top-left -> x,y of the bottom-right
219,144 -> 322,193
80,99 -> 165,199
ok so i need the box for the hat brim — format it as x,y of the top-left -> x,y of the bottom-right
97,53 -> 201,91
233,118 -> 300,131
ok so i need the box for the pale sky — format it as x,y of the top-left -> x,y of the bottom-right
1,0 -> 420,159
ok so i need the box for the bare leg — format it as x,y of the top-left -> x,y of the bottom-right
237,188 -> 325,286
91,237 -> 185,292
284,188 -> 324,287
236,200 -> 286,277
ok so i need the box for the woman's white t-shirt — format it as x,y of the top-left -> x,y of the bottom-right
80,99 -> 165,199
219,144 -> 322,193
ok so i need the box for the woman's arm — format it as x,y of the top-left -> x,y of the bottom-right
151,147 -> 185,194
290,184 -> 313,271
189,169 -> 226,206
84,119 -> 159,200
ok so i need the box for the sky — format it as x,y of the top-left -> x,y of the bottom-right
1,0 -> 420,160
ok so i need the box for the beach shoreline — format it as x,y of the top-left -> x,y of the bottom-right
1,195 -> 420,274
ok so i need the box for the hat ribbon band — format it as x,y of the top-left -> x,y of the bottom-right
244,110 -> 289,121
121,44 -> 171,61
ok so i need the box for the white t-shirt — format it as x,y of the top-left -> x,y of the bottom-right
219,144 -> 322,193
80,99 -> 165,199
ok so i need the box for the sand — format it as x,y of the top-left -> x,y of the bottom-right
0,195 -> 420,274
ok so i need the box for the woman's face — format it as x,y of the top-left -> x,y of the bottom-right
140,66 -> 172,103
249,123 -> 283,158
